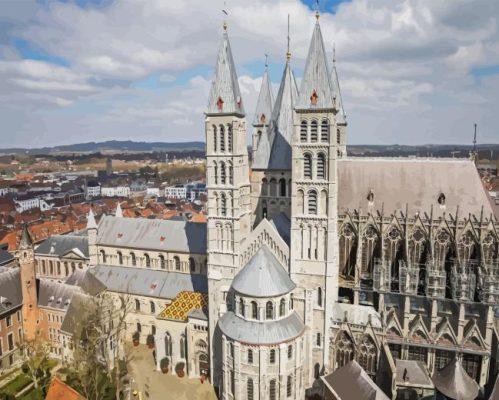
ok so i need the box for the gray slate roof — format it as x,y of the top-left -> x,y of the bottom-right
296,20 -> 335,110
0,268 -> 22,316
38,280 -> 82,311
337,158 -> 493,218
89,265 -> 207,300
270,212 -> 291,246
231,245 -> 295,298
252,66 -> 273,126
96,216 -> 207,254
0,249 -> 14,266
432,358 -> 479,400
206,31 -> 244,115
395,360 -> 434,388
35,234 -> 89,258
219,311 -> 304,345
322,360 -> 389,400
60,293 -> 95,336
65,269 -> 106,296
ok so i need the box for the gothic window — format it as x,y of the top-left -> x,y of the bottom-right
248,349 -> 253,364
288,345 -> 293,359
262,178 -> 268,196
159,255 -> 166,269
408,346 -> 427,362
458,230 -> 476,264
100,250 -> 107,263
336,128 -> 341,144
482,233 -> 497,265
247,378 -> 254,400
174,256 -> 181,271
189,257 -> 195,272
384,226 -> 402,273
164,332 -> 172,356
462,353 -> 481,382
358,335 -> 377,377
150,301 -> 155,314
251,301 -> 258,319
287,375 -> 293,397
317,153 -> 326,180
221,193 -> 227,216
269,379 -> 276,400
435,349 -> 454,370
270,349 -> 276,364
434,229 -> 451,269
266,301 -> 274,319
308,190 -> 317,214
279,178 -> 286,197
336,331 -> 354,368
144,253 -> 151,268
408,228 -> 426,266
321,119 -> 329,142
239,299 -> 245,317
213,125 -> 217,152
213,162 -> 218,185
310,120 -> 318,142
303,153 -> 312,179
389,343 -> 402,360
219,124 -> 225,152
227,124 -> 233,152
279,298 -> 286,316
220,161 -> 226,184
135,299 -> 140,312
317,287 -> 322,307
361,225 -> 379,277
300,120 -> 307,142
117,251 -> 123,265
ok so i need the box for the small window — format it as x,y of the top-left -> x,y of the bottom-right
300,120 -> 307,142
220,125 -> 226,152
317,287 -> 323,307
144,253 -> 151,268
317,153 -> 326,180
303,153 -> 312,179
316,332 -> 322,347
130,252 -> 136,266
150,301 -> 155,314
438,193 -> 446,206
269,379 -> 276,400
227,124 -> 233,152
247,378 -> 254,400
266,301 -> 274,320
159,255 -> 166,269
100,250 -> 107,263
269,349 -> 276,364
279,298 -> 286,317
287,375 -> 293,397
174,256 -> 181,271
310,120 -> 318,142
251,301 -> 258,319
287,345 -> 293,359
189,258 -> 196,272
239,299 -> 245,317
367,189 -> 374,203
321,119 -> 329,142
117,251 -> 123,265
248,349 -> 253,364
213,125 -> 218,152
336,128 -> 341,144
135,299 -> 140,312
308,190 -> 318,214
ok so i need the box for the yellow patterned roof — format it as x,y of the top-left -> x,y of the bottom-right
159,291 -> 208,321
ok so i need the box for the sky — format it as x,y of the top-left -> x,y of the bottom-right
0,0 -> 499,148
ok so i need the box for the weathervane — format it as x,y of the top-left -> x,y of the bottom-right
286,14 -> 291,59
222,1 -> 228,31
264,53 -> 269,69
315,0 -> 320,19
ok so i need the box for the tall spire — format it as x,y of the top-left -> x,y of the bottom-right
331,44 -> 347,123
115,202 -> 123,218
87,208 -> 97,230
296,16 -> 335,110
207,27 -> 244,115
253,57 -> 273,126
19,223 -> 33,249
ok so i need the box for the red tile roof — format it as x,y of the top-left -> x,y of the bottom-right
45,377 -> 85,400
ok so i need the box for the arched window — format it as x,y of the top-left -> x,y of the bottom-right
227,124 -> 233,152
220,161 -> 226,184
164,332 -> 172,356
317,153 -> 326,180
189,258 -> 195,272
261,178 -> 268,196
303,153 -> 312,179
247,378 -> 254,400
220,124 -> 225,152
266,301 -> 274,319
57,262 -> 61,275
269,379 -> 276,400
64,263 -> 69,276
300,120 -> 307,142
279,298 -> 286,317
310,120 -> 318,142
317,287 -> 323,307
308,190 -> 318,214
287,375 -> 293,397
251,301 -> 258,319
42,260 -> 46,275
257,130 -> 262,146
262,199 -> 268,219
159,255 -> 166,269
287,345 -> 293,359
228,162 -> 233,185
248,349 -> 253,364
316,332 -> 322,347
336,128 -> 341,144
130,252 -> 136,266
358,335 -> 377,377
49,260 -> 54,275
221,193 -> 227,216
180,335 -> 186,359
269,349 -> 276,364
117,251 -> 123,265
150,301 -> 155,314
213,125 -> 217,152
279,178 -> 286,197
100,250 -> 107,263
135,299 -> 140,312
269,178 -> 277,197
213,162 -> 218,185
144,253 -> 151,268
174,256 -> 181,271
321,119 -> 329,142
239,299 -> 245,317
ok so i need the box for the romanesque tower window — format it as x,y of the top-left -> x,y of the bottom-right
269,178 -> 277,197
159,255 -> 166,269
130,252 -> 136,266
251,301 -> 258,319
239,299 -> 245,317
336,128 -> 341,144
266,301 -> 274,319
144,253 -> 151,268
228,162 -> 233,185
287,344 -> 293,359
308,190 -> 318,215
287,375 -> 293,397
247,349 -> 253,364
100,250 -> 107,263
220,161 -> 226,184
279,178 -> 286,197
150,301 -> 155,314
300,120 -> 307,142
174,256 -> 181,271
214,162 -> 218,185
165,332 -> 172,357
219,125 -> 225,152
317,153 -> 326,180
117,251 -> 123,265
212,125 -> 217,152
227,124 -> 233,152
189,258 -> 195,272
269,380 -> 276,400
321,119 -> 329,142
303,154 -> 312,179
279,299 -> 286,316
135,299 -> 140,312
247,378 -> 254,400
261,178 -> 268,196
221,193 -> 227,216
180,335 -> 186,359
310,120 -> 318,142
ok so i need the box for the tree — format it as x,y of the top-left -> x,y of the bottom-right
17,337 -> 50,393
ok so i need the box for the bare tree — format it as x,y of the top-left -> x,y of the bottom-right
17,337 -> 50,392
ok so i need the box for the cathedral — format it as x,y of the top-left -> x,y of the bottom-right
204,11 -> 499,400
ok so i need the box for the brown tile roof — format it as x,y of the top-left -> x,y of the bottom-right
45,377 -> 86,400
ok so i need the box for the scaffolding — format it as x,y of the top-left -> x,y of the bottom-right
426,261 -> 446,299
373,259 -> 391,292
399,260 -> 419,295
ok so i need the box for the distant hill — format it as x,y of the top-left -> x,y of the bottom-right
0,140 -> 205,155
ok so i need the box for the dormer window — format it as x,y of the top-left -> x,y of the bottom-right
438,193 -> 446,206
367,189 -> 374,203
57,297 -> 62,304
49,296 -> 54,302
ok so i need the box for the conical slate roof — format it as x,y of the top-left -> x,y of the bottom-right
19,224 -> 33,249
207,31 -> 244,115
296,20 -> 335,110
253,66 -> 273,126
432,358 -> 479,400
86,208 -> 97,230
331,55 -> 346,124
232,245 -> 295,298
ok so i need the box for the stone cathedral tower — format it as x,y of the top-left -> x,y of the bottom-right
289,13 -> 343,387
205,24 -> 252,391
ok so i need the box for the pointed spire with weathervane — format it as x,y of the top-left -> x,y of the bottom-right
331,44 -> 346,124
206,13 -> 244,116
253,55 -> 273,127
296,8 -> 336,110
19,223 -> 33,250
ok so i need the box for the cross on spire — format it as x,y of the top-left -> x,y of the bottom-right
265,53 -> 269,68
286,14 -> 291,59
222,1 -> 228,31
315,0 -> 320,19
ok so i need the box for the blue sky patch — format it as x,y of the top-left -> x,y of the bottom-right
471,64 -> 499,78
11,38 -> 70,67
300,0 -> 350,13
